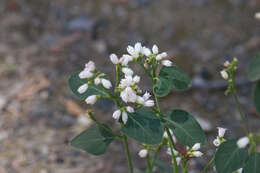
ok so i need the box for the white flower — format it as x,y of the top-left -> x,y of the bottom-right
101,79 -> 112,89
122,111 -> 128,124
119,76 -> 134,88
213,138 -> 221,147
126,106 -> 134,113
143,92 -> 151,101
77,84 -> 88,94
142,47 -> 152,56
94,77 -> 101,85
144,100 -> 154,107
192,143 -> 201,150
255,12 -> 260,19
85,61 -> 95,71
138,149 -> 148,158
220,70 -> 228,80
152,45 -> 159,54
121,54 -> 133,65
79,70 -> 94,79
133,75 -> 140,83
237,168 -> 243,173
176,157 -> 181,165
237,136 -> 249,148
122,68 -> 134,76
162,60 -> 172,67
127,45 -> 139,58
85,95 -> 97,105
193,151 -> 203,157
134,42 -> 142,54
120,87 -> 137,103
161,52 -> 167,58
110,53 -> 119,64
112,110 -> 121,120
156,54 -> 163,61
137,96 -> 145,104
217,127 -> 227,137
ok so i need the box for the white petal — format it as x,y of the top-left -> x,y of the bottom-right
112,110 -> 121,120
143,92 -> 151,101
142,47 -> 151,56
127,46 -> 135,56
77,84 -> 88,94
79,70 -> 93,79
94,78 -> 101,85
134,42 -> 142,54
152,45 -> 159,54
85,95 -> 97,105
133,75 -> 140,83
217,127 -> 227,137
237,137 -> 249,148
220,70 -> 228,80
193,151 -> 203,157
138,149 -> 148,158
101,79 -> 112,89
85,61 -> 95,71
192,143 -> 201,150
144,100 -> 154,107
126,106 -> 134,113
176,157 -> 181,165
255,12 -> 260,19
122,68 -> 134,76
162,60 -> 172,67
110,53 -> 119,64
213,138 -> 221,147
122,111 -> 128,124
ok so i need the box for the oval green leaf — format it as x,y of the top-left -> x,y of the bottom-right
70,126 -> 115,155
121,108 -> 163,145
215,139 -> 248,173
159,66 -> 191,90
68,72 -> 109,99
254,81 -> 260,115
153,77 -> 171,97
164,110 -> 206,147
243,153 -> 260,173
248,55 -> 260,81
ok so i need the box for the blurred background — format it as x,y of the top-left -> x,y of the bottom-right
0,0 -> 260,172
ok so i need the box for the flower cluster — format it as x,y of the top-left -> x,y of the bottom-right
186,143 -> 203,158
213,127 -> 227,147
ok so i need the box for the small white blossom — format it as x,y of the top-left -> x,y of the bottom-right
162,60 -> 172,67
126,106 -> 134,113
101,79 -> 112,89
220,70 -> 228,80
237,136 -> 249,148
237,168 -> 243,173
161,52 -> 167,58
120,55 -> 132,66
192,143 -> 201,151
127,45 -> 139,58
85,95 -> 97,105
176,157 -> 181,165
137,96 -> 145,104
138,149 -> 148,158
142,47 -> 152,56
85,61 -> 95,71
143,92 -> 151,101
122,111 -> 128,124
255,12 -> 260,19
94,77 -> 101,85
77,84 -> 88,94
133,75 -> 140,83
120,87 -> 137,103
134,42 -> 142,54
122,68 -> 134,76
79,70 -> 94,79
119,76 -> 134,88
112,110 -> 121,120
217,127 -> 227,137
152,45 -> 159,54
213,138 -> 221,147
110,53 -> 119,64
144,100 -> 154,107
193,151 -> 203,157
156,54 -> 163,61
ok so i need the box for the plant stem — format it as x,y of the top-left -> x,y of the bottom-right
151,143 -> 163,168
146,154 -> 153,173
183,160 -> 189,173
122,135 -> 134,173
201,157 -> 214,173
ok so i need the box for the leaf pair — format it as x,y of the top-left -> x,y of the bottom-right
154,66 -> 191,97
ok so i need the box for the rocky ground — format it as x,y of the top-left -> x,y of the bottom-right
0,0 -> 260,172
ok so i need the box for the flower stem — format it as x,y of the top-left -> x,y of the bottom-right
122,135 -> 134,173
183,160 -> 189,173
201,157 -> 215,173
146,153 -> 153,173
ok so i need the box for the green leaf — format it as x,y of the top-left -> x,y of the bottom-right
70,126 -> 115,155
154,77 -> 171,97
164,110 -> 206,147
215,139 -> 248,173
121,108 -> 163,145
248,55 -> 260,81
254,81 -> 260,115
68,72 -> 109,99
243,153 -> 260,173
154,159 -> 173,173
159,66 -> 191,90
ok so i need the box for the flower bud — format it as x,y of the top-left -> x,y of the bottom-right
144,100 -> 154,107
85,95 -> 97,105
142,47 -> 151,56
217,127 -> 227,137
112,110 -> 121,120
79,70 -> 93,79
176,157 -> 181,165
193,151 -> 203,157
237,136 -> 249,148
192,143 -> 201,150
138,149 -> 148,158
122,68 -> 134,76
110,53 -> 119,64
94,77 -> 101,85
85,61 -> 95,71
122,111 -> 128,124
143,92 -> 151,101
220,70 -> 228,80
77,84 -> 88,94
213,138 -> 221,147
101,79 -> 112,89
152,45 -> 159,54
162,60 -> 172,67
156,54 -> 163,61
126,106 -> 134,113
